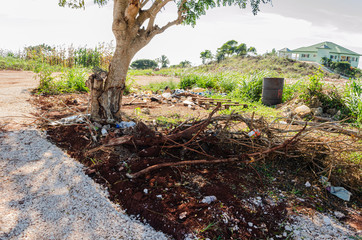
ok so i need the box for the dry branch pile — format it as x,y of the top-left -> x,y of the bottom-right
87,107 -> 361,193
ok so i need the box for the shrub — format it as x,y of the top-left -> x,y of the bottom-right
36,67 -> 89,95
344,78 -> 362,126
230,71 -> 268,102
131,59 -> 158,70
60,68 -> 89,92
180,74 -> 198,89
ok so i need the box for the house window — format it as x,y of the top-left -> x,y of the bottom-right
313,54 -> 317,57
302,54 -> 310,58
352,57 -> 355,61
330,55 -> 334,59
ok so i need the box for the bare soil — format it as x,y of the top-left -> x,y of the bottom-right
0,70 -> 37,130
31,91 -> 362,240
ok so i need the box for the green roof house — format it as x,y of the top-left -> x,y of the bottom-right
278,48 -> 292,58
290,41 -> 361,68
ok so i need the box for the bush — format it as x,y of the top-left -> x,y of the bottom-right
60,68 -> 89,92
180,74 -> 198,89
36,67 -> 89,95
344,78 -> 362,126
131,59 -> 158,70
230,71 -> 268,102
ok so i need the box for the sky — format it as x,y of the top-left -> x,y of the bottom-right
1,0 -> 362,68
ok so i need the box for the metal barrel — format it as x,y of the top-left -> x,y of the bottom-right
262,78 -> 284,106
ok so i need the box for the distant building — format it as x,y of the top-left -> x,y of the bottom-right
278,48 -> 292,58
282,41 -> 361,68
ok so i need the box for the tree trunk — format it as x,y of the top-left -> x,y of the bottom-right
87,43 -> 135,123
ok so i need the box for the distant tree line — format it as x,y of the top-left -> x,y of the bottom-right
130,55 -> 191,70
200,40 -> 257,64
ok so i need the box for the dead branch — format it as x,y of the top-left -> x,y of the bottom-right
126,124 -> 307,178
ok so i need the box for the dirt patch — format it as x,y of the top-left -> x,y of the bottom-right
0,70 -> 38,130
33,93 -> 361,240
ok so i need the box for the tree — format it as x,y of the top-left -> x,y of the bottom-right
247,46 -> 257,55
59,0 -> 271,122
235,43 -> 247,56
156,55 -> 170,68
200,50 -> 213,64
224,40 -> 238,55
130,59 -> 158,69
179,60 -> 191,68
217,40 -> 238,59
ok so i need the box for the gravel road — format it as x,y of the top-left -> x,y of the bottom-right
0,71 -> 168,240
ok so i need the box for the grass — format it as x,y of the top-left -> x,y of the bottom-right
142,80 -> 179,92
36,67 -> 90,95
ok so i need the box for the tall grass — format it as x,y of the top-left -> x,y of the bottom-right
180,71 -> 270,102
1,42 -> 114,71
344,78 -> 362,126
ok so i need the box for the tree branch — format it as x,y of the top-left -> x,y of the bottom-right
126,124 -> 307,179
137,0 -> 172,27
140,0 -> 150,8
147,0 -> 186,38
112,0 -> 128,32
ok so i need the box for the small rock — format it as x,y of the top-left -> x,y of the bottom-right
323,216 -> 331,225
201,196 -> 217,204
283,232 -> 287,237
294,105 -> 311,117
101,128 -> 108,136
334,211 -> 345,219
248,222 -> 253,227
179,212 -> 187,219
311,107 -> 323,116
285,225 -> 292,231
305,181 -> 311,187
156,195 -> 162,199
162,92 -> 172,99
183,100 -> 194,106
143,189 -> 148,194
